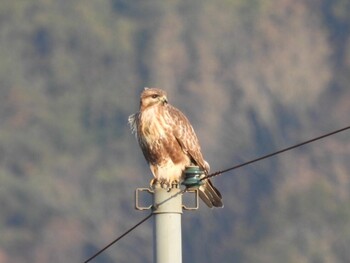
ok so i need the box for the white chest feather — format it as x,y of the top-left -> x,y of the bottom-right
139,107 -> 169,144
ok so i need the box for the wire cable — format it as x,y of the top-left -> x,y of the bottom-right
83,187 -> 188,263
83,212 -> 153,263
202,125 -> 350,180
83,125 -> 350,262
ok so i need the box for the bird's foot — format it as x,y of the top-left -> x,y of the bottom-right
164,180 -> 179,191
150,178 -> 158,189
150,179 -> 179,191
160,181 -> 171,191
171,180 -> 179,188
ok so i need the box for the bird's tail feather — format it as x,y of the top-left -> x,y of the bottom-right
198,180 -> 223,208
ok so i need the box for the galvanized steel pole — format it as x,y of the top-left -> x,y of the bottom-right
153,184 -> 182,263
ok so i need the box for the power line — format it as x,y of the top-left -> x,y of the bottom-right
83,188 -> 188,263
202,125 -> 350,180
83,125 -> 350,262
83,212 -> 153,263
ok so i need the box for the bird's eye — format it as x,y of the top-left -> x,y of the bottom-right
151,94 -> 158,99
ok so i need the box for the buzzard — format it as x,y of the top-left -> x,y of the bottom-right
129,88 -> 223,208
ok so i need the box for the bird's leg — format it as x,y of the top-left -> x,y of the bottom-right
171,180 -> 179,188
160,181 -> 170,191
150,178 -> 158,189
150,179 -> 171,190
151,179 -> 179,191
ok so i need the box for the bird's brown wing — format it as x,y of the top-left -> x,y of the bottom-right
166,105 -> 208,171
166,105 -> 223,208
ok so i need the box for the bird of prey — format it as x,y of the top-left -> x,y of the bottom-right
129,87 -> 223,208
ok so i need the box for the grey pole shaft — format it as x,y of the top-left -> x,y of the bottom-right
153,185 -> 182,263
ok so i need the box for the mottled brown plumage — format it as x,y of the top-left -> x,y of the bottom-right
129,87 -> 223,208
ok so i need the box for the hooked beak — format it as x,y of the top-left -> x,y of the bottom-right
160,96 -> 168,104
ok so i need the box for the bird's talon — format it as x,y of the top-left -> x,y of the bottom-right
150,178 -> 158,189
171,180 -> 179,188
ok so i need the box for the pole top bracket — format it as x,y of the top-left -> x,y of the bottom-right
135,187 -> 153,210
135,184 -> 199,211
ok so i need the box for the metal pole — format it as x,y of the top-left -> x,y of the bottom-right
153,184 -> 182,263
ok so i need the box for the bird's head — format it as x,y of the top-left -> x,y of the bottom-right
140,87 -> 168,110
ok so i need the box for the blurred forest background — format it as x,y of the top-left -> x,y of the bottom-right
0,0 -> 350,262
